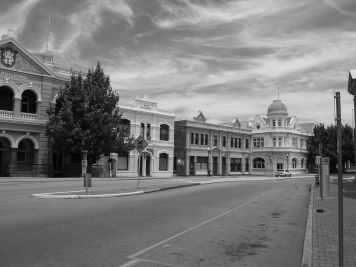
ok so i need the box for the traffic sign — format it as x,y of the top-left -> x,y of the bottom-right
133,135 -> 148,153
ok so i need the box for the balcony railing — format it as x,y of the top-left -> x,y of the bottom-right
20,113 -> 38,120
0,110 -> 14,119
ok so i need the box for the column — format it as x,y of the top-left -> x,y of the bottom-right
208,152 -> 212,175
36,101 -> 41,119
218,153 -> 222,175
185,153 -> 189,176
226,153 -> 231,175
242,156 -> 246,174
13,97 -> 21,118
33,149 -> 39,176
9,148 -> 18,176
110,153 -> 118,177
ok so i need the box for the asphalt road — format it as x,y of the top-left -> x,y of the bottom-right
0,178 -> 311,267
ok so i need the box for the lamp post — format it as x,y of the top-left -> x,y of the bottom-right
286,153 -> 289,171
348,70 -> 356,182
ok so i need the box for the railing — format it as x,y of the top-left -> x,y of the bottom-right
20,113 -> 37,120
0,110 -> 14,119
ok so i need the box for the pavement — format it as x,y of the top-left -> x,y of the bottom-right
310,176 -> 356,267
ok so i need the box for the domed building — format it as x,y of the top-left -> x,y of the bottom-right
250,99 -> 314,176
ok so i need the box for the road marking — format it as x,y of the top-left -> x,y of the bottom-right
119,194 -> 265,267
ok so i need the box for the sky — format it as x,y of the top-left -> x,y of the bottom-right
1,0 -> 356,126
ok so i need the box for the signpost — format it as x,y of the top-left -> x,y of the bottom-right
133,135 -> 148,189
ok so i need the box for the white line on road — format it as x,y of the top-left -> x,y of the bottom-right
119,193 -> 266,267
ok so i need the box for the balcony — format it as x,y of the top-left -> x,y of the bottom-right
0,110 -> 14,119
20,113 -> 37,120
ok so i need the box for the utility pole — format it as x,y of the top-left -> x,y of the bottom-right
347,70 -> 356,182
335,92 -> 344,267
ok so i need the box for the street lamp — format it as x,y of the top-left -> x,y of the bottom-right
348,70 -> 356,182
286,153 -> 289,171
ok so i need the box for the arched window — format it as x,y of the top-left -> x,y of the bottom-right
160,124 -> 169,141
301,158 -> 305,168
21,90 -> 37,113
118,119 -> 130,137
0,86 -> 14,111
253,158 -> 265,169
17,138 -> 35,163
159,153 -> 169,171
292,158 -> 297,168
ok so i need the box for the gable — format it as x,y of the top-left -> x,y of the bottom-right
0,38 -> 54,77
193,111 -> 206,122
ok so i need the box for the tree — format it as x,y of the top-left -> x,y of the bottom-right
46,62 -> 133,173
307,123 -> 355,173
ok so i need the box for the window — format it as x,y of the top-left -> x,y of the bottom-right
245,139 -> 249,149
159,153 -> 169,171
272,120 -> 276,127
205,134 -> 208,145
200,134 -> 204,145
195,133 -> 199,145
278,119 -> 282,126
256,124 -> 260,129
292,138 -> 298,148
146,124 -> 151,140
0,86 -> 14,111
230,158 -> 241,172
231,137 -> 234,148
118,119 -> 130,137
117,151 -> 129,170
190,133 -> 194,144
273,137 -> 277,147
237,138 -> 241,148
253,138 -> 264,148
21,90 -> 37,113
292,158 -> 297,168
278,137 -> 283,147
301,158 -> 305,168
160,124 -> 169,141
140,123 -> 145,137
213,135 -> 218,146
196,156 -> 208,170
253,158 -> 265,169
70,153 -> 81,164
222,136 -> 226,147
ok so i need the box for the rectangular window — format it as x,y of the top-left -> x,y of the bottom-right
195,133 -> 199,145
213,135 -> 218,146
190,133 -> 194,144
196,156 -> 208,170
253,138 -> 264,148
205,134 -> 208,145
201,134 -> 204,145
231,137 -> 234,148
278,119 -> 282,126
272,120 -> 276,126
117,152 -> 129,170
292,138 -> 298,148
140,123 -> 145,137
273,137 -> 277,147
146,124 -> 151,140
278,137 -> 282,147
230,158 -> 242,172
222,136 -> 226,147
245,139 -> 249,149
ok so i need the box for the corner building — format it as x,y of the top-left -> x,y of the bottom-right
0,36 -> 74,176
250,99 -> 314,175
174,111 -> 252,176
116,96 -> 175,177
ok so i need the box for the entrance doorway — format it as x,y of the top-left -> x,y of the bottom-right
213,157 -> 218,175
0,137 -> 11,176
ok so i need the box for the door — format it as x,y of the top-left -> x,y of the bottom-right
213,157 -> 218,175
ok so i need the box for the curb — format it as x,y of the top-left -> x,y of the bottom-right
301,184 -> 314,267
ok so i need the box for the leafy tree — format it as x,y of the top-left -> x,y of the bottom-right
307,123 -> 355,173
46,62 -> 133,173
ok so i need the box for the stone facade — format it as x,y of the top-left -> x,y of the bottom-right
250,99 -> 314,176
115,96 -> 175,177
174,111 -> 253,176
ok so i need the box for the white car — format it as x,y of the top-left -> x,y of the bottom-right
275,169 -> 292,177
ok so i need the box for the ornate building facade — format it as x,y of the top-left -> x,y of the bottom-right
250,99 -> 314,175
116,96 -> 175,177
0,35 -> 75,176
174,111 -> 253,176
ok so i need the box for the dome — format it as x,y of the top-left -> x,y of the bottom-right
267,99 -> 288,117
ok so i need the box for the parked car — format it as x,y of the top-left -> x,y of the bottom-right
275,169 -> 292,177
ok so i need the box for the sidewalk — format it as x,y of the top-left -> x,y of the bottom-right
312,180 -> 356,267
30,175 -> 309,199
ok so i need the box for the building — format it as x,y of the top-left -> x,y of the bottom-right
174,111 -> 253,176
115,95 -> 175,177
250,99 -> 314,176
0,34 -> 76,177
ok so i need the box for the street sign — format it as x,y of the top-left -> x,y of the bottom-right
133,135 -> 148,153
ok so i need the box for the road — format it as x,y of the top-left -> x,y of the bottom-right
0,178 -> 311,267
